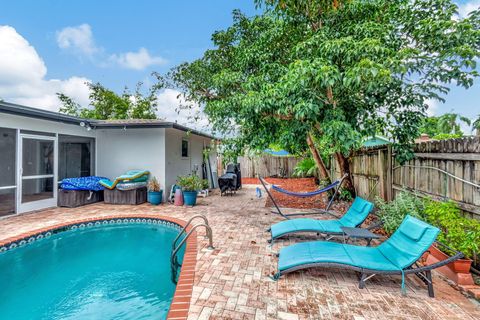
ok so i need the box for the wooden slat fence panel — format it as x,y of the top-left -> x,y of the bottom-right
238,155 -> 303,178
331,136 -> 480,218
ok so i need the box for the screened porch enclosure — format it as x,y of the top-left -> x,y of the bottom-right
0,128 -> 95,216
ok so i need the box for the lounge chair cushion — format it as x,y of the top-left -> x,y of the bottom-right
270,219 -> 344,239
278,215 -> 439,273
99,170 -> 150,190
378,216 -> 439,270
338,197 -> 374,227
269,197 -> 374,239
279,241 -> 399,272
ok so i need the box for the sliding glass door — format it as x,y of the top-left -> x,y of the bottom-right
0,128 -> 16,217
18,134 -> 57,213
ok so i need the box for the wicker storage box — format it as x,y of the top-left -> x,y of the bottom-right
104,187 -> 147,205
58,189 -> 104,208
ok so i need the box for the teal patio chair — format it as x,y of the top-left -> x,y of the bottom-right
272,215 -> 464,297
267,197 -> 375,243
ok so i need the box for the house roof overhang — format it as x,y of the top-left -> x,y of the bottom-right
0,101 -> 217,140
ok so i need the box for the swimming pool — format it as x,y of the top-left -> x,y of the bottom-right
0,219 -> 186,320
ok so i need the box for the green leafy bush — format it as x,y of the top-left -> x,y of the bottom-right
292,158 -> 317,177
376,192 -> 425,234
424,200 -> 480,261
177,174 -> 203,191
377,192 -> 480,262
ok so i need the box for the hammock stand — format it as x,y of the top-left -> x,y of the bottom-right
259,174 -> 348,220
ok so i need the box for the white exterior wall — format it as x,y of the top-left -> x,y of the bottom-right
0,111 -> 217,208
95,128 -> 166,193
164,128 -> 216,195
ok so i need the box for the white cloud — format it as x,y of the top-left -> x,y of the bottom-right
109,47 -> 167,70
0,25 -> 91,111
156,89 -> 211,131
425,98 -> 439,116
56,24 -> 99,57
457,0 -> 480,18
56,24 -> 166,70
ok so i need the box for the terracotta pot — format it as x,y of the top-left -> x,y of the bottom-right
424,244 -> 474,286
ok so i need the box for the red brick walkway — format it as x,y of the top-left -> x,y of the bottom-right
0,186 -> 479,319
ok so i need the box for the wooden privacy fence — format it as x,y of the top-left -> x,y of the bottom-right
331,137 -> 480,218
238,155 -> 302,178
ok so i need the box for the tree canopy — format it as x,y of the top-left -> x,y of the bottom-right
58,77 -> 163,120
169,0 -> 480,192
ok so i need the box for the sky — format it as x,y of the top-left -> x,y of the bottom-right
0,0 -> 479,133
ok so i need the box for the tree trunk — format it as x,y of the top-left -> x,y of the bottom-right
334,152 -> 356,196
307,133 -> 330,182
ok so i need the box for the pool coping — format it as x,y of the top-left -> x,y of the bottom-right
0,214 -> 197,320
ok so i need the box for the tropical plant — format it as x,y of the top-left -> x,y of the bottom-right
424,200 -> 480,262
58,74 -> 165,120
168,0 -> 480,197
147,177 -> 161,192
177,174 -> 203,191
292,158 -> 317,177
376,192 -> 425,234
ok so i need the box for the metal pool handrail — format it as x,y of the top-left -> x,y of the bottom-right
171,223 -> 214,263
171,215 -> 214,274
172,214 -> 210,250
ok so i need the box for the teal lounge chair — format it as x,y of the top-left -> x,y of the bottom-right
273,215 -> 464,297
267,197 -> 374,243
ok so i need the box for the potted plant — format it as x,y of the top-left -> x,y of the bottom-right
199,179 -> 210,197
177,174 -> 203,206
147,177 -> 163,205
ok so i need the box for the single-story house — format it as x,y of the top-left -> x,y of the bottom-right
0,101 -> 218,216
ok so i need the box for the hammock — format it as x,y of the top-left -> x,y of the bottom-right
271,180 -> 340,198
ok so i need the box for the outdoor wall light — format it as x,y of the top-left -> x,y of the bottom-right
80,121 -> 92,131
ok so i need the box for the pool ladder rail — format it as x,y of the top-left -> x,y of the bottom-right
170,214 -> 214,282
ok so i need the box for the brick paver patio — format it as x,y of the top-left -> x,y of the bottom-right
0,185 -> 479,319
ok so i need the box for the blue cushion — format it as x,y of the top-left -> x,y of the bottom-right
339,197 -> 374,227
270,197 -> 373,239
278,241 -> 398,272
277,215 -> 440,273
378,215 -> 439,269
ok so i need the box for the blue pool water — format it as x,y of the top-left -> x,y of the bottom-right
0,222 -> 184,320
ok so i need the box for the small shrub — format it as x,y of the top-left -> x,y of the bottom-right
376,191 -> 425,234
424,200 -> 480,261
147,177 -> 161,192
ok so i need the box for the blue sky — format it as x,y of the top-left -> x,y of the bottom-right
0,0 -> 478,132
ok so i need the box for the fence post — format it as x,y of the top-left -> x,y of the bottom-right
386,145 -> 393,202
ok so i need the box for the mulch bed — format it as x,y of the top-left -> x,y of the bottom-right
243,177 -> 338,210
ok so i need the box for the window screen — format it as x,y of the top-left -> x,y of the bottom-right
59,135 -> 95,180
